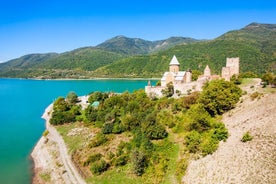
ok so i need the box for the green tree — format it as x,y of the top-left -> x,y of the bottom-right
187,104 -> 212,132
191,70 -> 202,81
66,91 -> 79,105
198,79 -> 242,116
90,159 -> 109,175
262,72 -> 275,85
88,91 -> 108,103
131,150 -> 147,176
161,82 -> 174,97
53,97 -> 69,112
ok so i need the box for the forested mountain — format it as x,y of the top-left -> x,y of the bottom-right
0,48 -> 125,78
94,23 -> 276,78
0,53 -> 58,70
96,36 -> 199,55
0,36 -> 197,78
0,23 -> 275,78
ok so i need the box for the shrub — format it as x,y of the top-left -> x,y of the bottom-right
181,91 -> 199,109
185,130 -> 201,153
199,134 -> 218,156
50,111 -> 76,125
262,72 -> 274,85
42,130 -> 49,137
112,121 -> 125,134
231,74 -> 242,85
66,91 -> 79,105
89,133 -> 108,148
156,110 -> 175,128
107,151 -> 115,160
143,123 -> 168,140
53,97 -> 69,112
102,122 -> 114,134
90,159 -> 109,175
83,153 -> 102,166
161,82 -> 174,97
250,92 -> 263,100
88,91 -> 108,103
211,122 -> 228,141
84,106 -> 98,122
116,141 -> 130,156
131,131 -> 154,154
187,104 -> 212,132
176,158 -> 188,181
114,155 -> 128,166
241,131 -> 253,142
131,150 -> 147,176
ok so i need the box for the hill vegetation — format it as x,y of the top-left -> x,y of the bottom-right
94,23 -> 276,78
96,36 -> 199,55
0,23 -> 275,79
0,36 -> 196,78
49,79 -> 242,183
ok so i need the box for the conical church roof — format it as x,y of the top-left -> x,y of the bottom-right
204,65 -> 210,71
169,55 -> 180,65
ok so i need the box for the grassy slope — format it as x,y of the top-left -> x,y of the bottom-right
56,124 -> 180,184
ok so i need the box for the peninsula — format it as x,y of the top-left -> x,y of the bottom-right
31,77 -> 276,184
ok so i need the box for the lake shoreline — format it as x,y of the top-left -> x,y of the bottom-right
0,79 -> 150,183
0,77 -> 159,81
31,103 -> 87,184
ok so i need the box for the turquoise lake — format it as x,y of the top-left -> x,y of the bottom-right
0,78 -> 155,184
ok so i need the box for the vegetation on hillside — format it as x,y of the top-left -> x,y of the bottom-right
50,79 -> 242,183
94,23 -> 276,78
0,23 -> 275,79
96,36 -> 199,55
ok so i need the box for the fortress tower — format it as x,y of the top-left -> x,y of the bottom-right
185,69 -> 192,83
221,57 -> 240,81
226,57 -> 239,75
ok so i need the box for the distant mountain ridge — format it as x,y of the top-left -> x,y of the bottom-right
0,22 -> 275,78
0,36 -> 200,78
96,36 -> 200,55
94,23 -> 276,78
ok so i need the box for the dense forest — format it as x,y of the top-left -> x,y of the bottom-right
49,79 -> 242,183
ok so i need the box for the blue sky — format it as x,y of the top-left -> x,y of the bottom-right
0,0 -> 275,62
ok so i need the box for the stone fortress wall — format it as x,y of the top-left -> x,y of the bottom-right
145,56 -> 240,97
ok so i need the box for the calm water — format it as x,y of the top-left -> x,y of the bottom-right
0,78 -> 155,184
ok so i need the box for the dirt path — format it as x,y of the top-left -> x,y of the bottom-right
182,79 -> 276,184
31,104 -> 86,184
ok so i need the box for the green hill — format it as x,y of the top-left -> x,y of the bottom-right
0,23 -> 275,78
0,48 -> 125,78
94,23 -> 276,78
0,36 -> 198,78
